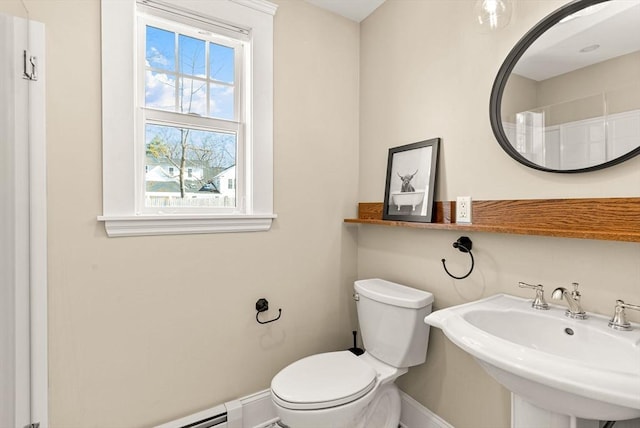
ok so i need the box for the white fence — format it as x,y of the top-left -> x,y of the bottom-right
146,192 -> 236,208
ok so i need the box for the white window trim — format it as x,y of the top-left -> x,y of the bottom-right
99,0 -> 277,237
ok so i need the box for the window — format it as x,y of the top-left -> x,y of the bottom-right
100,0 -> 277,236
141,15 -> 241,210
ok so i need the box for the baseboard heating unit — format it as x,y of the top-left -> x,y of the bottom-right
179,411 -> 228,428
154,390 -> 279,428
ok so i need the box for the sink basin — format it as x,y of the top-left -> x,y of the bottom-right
424,294 -> 640,421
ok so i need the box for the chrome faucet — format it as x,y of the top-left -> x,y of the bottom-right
518,282 -> 549,310
608,300 -> 640,331
552,282 -> 587,319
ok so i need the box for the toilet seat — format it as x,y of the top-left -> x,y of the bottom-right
271,351 -> 377,410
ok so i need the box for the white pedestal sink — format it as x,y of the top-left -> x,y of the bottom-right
424,294 -> 640,427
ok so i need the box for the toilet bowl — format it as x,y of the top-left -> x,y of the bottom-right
271,351 -> 404,428
270,279 -> 433,428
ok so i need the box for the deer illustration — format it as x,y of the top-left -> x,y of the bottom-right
397,170 -> 418,192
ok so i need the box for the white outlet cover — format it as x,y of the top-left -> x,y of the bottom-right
456,196 -> 472,224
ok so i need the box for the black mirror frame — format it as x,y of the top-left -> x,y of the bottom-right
489,0 -> 640,173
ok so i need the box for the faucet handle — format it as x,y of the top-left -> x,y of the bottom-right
518,282 -> 549,310
609,300 -> 640,331
571,282 -> 581,299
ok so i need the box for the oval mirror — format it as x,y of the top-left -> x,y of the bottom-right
490,0 -> 640,172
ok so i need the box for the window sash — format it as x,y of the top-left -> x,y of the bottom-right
136,11 -> 245,215
138,14 -> 243,121
138,112 -> 245,214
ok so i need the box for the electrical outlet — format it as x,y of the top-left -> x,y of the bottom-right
456,196 -> 472,224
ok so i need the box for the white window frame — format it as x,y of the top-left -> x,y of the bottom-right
99,0 -> 277,237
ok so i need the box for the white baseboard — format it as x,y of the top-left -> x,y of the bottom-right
399,391 -> 454,428
155,388 -> 452,428
242,389 -> 454,428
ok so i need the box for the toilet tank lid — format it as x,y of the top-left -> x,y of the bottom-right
355,279 -> 434,309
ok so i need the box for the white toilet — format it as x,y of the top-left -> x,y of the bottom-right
270,278 -> 434,428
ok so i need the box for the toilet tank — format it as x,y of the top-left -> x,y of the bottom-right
355,279 -> 433,368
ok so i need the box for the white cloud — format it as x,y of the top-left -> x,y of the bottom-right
145,70 -> 234,119
147,47 -> 171,68
179,78 -> 207,115
145,70 -> 176,110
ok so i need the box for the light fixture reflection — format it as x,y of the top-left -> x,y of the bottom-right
579,44 -> 600,53
475,0 -> 513,31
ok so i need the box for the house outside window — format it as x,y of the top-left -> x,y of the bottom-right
100,0 -> 277,236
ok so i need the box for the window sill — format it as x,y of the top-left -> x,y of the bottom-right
97,213 -> 277,237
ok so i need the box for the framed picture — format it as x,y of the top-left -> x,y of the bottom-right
382,138 -> 440,222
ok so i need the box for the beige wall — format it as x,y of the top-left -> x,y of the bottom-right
0,0 -> 360,426
501,73 -> 537,123
504,52 -> 640,125
360,1 -> 640,428
3,0 -> 640,427
538,51 -> 640,119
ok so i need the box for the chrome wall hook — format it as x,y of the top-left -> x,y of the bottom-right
442,236 -> 475,280
255,298 -> 282,324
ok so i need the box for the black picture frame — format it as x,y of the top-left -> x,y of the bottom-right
382,138 -> 440,222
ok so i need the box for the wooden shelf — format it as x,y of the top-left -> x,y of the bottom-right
344,198 -> 640,243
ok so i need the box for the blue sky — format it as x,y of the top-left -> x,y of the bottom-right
144,25 -> 235,120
